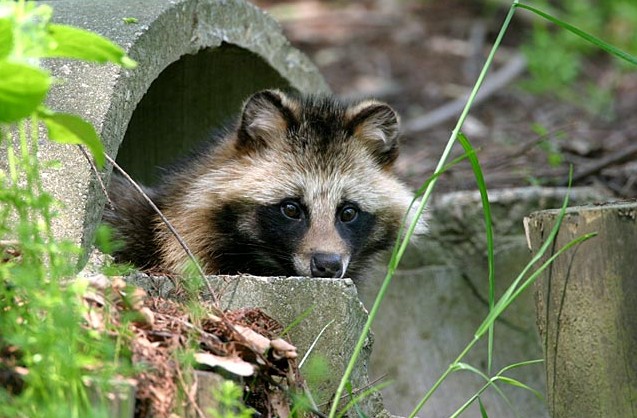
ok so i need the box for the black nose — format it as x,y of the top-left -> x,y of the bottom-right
310,253 -> 344,278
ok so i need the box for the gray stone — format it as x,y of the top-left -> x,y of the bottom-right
18,0 -> 327,267
359,186 -> 610,417
128,273 -> 387,417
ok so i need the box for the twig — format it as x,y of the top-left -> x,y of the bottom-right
403,53 -> 527,134
560,141 -> 637,185
104,153 -> 220,306
176,364 -> 207,418
77,145 -> 113,209
318,374 -> 388,408
0,240 -> 20,247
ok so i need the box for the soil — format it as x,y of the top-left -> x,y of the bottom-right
254,0 -> 637,198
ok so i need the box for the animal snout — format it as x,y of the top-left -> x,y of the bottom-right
310,253 -> 344,278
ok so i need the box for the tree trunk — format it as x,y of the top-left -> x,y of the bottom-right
525,201 -> 637,418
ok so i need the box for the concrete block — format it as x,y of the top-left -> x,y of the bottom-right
359,186 -> 610,417
17,0 -> 327,267
128,273 -> 387,417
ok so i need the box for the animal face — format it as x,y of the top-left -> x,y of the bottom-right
185,90 -> 424,279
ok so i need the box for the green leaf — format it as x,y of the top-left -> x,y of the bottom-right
45,24 -> 137,69
0,18 -> 13,59
516,3 -> 637,66
478,398 -> 489,418
0,61 -> 50,122
122,17 -> 138,24
498,359 -> 544,375
455,362 -> 489,381
495,376 -> 544,400
40,111 -> 105,168
457,132 -> 496,372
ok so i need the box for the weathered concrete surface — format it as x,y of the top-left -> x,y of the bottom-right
359,186 -> 610,417
526,201 -> 637,418
128,273 -> 388,417
28,0 -> 328,267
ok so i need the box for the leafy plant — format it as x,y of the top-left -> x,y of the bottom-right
520,0 -> 637,111
0,1 -> 136,416
207,380 -> 255,418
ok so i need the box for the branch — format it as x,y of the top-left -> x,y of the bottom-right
403,53 -> 527,134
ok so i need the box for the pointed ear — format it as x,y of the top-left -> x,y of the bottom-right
346,100 -> 401,167
237,90 -> 298,152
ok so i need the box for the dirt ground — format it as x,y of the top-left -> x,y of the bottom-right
254,0 -> 637,198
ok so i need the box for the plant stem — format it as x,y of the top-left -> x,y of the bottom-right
406,2 -> 520,416
329,2 -> 521,416
408,337 -> 479,418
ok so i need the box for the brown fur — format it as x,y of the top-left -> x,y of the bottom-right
103,90 -> 426,280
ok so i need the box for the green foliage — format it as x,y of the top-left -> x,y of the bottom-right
0,61 -> 50,122
207,380 -> 255,418
0,1 -> 136,416
532,123 -> 565,168
40,110 -> 106,167
44,23 -> 136,67
520,0 -> 637,108
302,355 -> 330,392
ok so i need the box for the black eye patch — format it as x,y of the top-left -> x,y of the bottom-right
335,202 -> 377,255
211,201 -> 305,276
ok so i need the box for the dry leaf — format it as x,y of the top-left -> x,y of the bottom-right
194,352 -> 255,377
234,324 -> 271,354
270,391 -> 291,417
270,338 -> 298,360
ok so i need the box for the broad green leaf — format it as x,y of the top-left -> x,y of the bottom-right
516,3 -> 637,66
0,61 -> 50,122
41,111 -> 105,168
45,24 -> 137,69
0,18 -> 13,59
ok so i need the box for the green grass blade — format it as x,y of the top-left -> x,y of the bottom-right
516,3 -> 637,66
336,380 -> 392,418
494,376 -> 544,401
477,228 -> 596,340
479,398 -> 489,418
389,150 -> 475,265
455,362 -> 490,381
507,232 -> 597,305
457,132 -> 495,373
451,362 -> 519,418
331,151 -> 476,418
404,3 -> 521,417
474,166 -> 574,338
280,304 -> 315,337
448,382 -> 491,418
498,359 -> 544,375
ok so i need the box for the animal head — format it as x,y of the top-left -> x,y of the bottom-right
184,90 -> 426,279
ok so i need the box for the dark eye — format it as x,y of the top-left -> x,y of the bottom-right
339,206 -> 358,223
281,201 -> 303,220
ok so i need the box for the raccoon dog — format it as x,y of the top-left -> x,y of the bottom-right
103,90 -> 426,280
